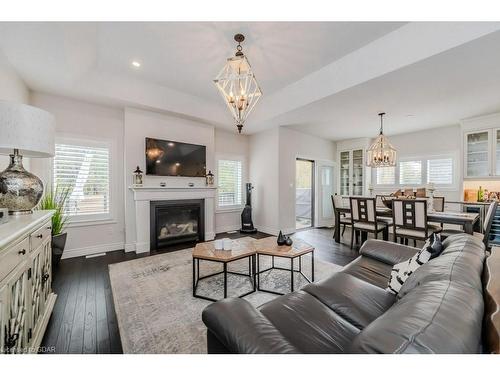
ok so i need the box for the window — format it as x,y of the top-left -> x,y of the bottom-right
53,141 -> 110,218
376,167 -> 395,185
399,160 -> 422,185
427,158 -> 453,185
217,159 -> 243,208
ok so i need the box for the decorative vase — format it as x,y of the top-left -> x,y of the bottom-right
285,237 -> 293,246
0,152 -> 44,214
277,230 -> 286,246
51,232 -> 67,267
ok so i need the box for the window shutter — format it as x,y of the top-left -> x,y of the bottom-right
376,167 -> 395,185
217,160 -> 242,207
53,143 -> 110,216
399,161 -> 422,185
427,158 -> 453,185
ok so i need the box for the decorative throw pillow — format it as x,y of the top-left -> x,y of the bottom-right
386,248 -> 432,295
422,232 -> 444,259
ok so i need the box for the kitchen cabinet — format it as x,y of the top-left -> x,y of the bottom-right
464,128 -> 500,178
339,149 -> 365,196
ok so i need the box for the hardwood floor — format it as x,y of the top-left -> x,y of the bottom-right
41,227 -> 357,354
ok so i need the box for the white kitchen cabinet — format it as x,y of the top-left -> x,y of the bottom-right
339,149 -> 365,196
464,127 -> 500,179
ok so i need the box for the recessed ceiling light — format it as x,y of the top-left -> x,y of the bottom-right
131,61 -> 141,68
168,142 -> 174,147
175,162 -> 180,167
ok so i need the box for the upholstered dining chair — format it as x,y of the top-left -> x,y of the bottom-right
392,199 -> 442,246
331,194 -> 352,238
441,201 -> 498,251
429,196 -> 446,228
349,197 -> 389,249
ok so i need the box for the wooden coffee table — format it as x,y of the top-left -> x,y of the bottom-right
254,237 -> 315,295
192,237 -> 257,302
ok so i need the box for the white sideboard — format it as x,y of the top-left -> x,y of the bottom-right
0,210 -> 57,354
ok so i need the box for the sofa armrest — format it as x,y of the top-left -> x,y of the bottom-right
360,239 -> 419,266
202,297 -> 299,354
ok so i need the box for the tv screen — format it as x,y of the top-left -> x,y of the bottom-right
145,137 -> 206,177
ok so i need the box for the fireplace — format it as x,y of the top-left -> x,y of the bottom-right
150,199 -> 205,250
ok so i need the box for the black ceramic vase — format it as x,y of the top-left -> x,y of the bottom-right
277,230 -> 286,246
285,237 -> 293,246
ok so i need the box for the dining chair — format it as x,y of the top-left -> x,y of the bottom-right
349,197 -> 389,249
440,201 -> 498,251
432,196 -> 445,212
392,199 -> 442,246
331,194 -> 352,238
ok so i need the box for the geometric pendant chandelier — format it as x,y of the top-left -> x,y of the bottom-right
213,34 -> 262,133
366,112 -> 397,168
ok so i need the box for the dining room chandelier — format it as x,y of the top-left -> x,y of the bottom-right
366,112 -> 397,167
213,33 -> 262,133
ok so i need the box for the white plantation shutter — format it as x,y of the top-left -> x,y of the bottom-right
376,167 -> 395,185
427,158 -> 453,185
53,142 -> 110,216
399,160 -> 422,185
217,159 -> 242,207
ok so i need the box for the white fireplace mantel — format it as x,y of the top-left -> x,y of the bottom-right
129,186 -> 217,253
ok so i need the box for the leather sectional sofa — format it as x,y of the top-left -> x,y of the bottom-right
202,234 -> 486,353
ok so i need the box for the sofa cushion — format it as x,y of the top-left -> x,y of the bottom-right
342,256 -> 393,288
398,233 -> 485,298
303,272 -> 396,329
349,281 -> 484,353
259,290 -> 360,353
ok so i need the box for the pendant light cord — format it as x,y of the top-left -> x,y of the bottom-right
378,112 -> 385,135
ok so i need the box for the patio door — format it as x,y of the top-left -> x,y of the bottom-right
316,161 -> 335,227
296,159 -> 315,230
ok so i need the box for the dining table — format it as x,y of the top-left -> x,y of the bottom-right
334,205 -> 479,244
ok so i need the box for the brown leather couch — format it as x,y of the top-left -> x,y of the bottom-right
202,234 -> 486,353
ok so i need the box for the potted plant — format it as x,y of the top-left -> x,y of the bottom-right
38,187 -> 70,266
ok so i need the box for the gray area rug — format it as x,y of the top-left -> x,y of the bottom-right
109,244 -> 342,353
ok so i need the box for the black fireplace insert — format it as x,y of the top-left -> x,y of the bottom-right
150,199 -> 205,250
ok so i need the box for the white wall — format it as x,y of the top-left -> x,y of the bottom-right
30,92 -> 126,259
278,127 -> 336,233
249,128 -> 280,235
123,107 -> 217,251
214,128 -> 250,233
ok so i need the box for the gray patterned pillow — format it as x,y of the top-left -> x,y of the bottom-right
386,248 -> 432,295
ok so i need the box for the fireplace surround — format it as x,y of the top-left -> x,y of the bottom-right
150,199 -> 205,250
128,186 -> 216,254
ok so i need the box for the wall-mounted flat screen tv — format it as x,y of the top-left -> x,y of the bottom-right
145,137 -> 206,177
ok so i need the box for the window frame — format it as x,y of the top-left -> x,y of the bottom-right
375,166 -> 396,186
371,152 -> 459,192
53,134 -> 116,225
215,153 -> 246,212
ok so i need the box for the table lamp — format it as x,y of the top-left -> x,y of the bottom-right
0,101 -> 55,215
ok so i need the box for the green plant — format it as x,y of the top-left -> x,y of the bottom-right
37,187 -> 71,236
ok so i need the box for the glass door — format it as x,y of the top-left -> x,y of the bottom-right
496,129 -> 500,176
296,159 -> 314,230
466,131 -> 490,177
352,149 -> 364,195
340,151 -> 350,196
317,164 -> 335,227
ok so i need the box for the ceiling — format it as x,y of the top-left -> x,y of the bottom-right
1,21 -> 500,139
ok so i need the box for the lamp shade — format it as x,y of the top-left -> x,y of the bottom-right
0,100 -> 55,157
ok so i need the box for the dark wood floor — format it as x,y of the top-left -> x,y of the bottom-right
41,227 -> 358,354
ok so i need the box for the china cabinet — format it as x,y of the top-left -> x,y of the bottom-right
339,149 -> 365,196
464,128 -> 500,179
0,211 -> 56,354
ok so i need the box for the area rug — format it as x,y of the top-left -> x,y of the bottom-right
109,242 -> 342,354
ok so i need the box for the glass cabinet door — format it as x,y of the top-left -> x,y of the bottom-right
340,151 -> 350,196
352,149 -> 364,195
466,131 -> 490,177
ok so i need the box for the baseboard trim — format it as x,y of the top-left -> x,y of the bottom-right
124,243 -> 136,252
135,241 -> 150,254
216,224 -> 241,234
61,242 -> 125,259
